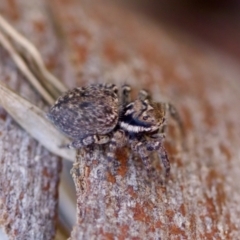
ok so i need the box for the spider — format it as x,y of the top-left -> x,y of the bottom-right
47,83 -> 183,177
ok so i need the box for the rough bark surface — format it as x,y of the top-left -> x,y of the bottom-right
48,0 -> 240,239
0,0 -> 64,239
1,0 -> 240,239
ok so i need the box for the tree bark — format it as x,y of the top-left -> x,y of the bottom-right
0,0 -> 64,239
1,0 -> 240,239
49,0 -> 240,239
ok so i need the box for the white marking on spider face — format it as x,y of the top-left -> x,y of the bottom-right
125,109 -> 134,115
120,122 -> 155,133
120,122 -> 143,132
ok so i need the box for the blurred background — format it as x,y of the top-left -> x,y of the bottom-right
115,0 -> 240,62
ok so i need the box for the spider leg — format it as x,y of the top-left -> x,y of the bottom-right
121,84 -> 132,107
64,134 -> 110,149
131,140 -> 152,172
158,145 -> 170,178
107,138 -> 117,162
138,89 -> 152,101
146,137 -> 170,178
164,103 -> 184,138
107,129 -> 126,162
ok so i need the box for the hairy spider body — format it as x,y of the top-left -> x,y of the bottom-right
48,84 -> 119,147
48,83 -> 183,177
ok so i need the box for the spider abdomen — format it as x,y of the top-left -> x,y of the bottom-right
47,84 -> 119,139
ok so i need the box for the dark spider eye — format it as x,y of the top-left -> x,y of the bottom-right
143,116 -> 148,120
114,89 -> 118,94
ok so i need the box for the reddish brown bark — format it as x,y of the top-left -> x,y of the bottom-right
49,0 -> 240,239
1,0 -> 240,239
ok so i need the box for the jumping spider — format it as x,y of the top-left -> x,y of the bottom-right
48,83 -> 183,177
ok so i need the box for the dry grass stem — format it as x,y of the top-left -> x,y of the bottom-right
0,83 -> 75,162
0,15 -> 67,95
0,31 -> 55,104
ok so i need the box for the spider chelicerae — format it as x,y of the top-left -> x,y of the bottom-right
47,83 -> 183,177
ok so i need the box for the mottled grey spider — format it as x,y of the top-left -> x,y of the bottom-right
47,83 -> 183,177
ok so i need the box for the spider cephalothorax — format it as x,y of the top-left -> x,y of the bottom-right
48,83 -> 183,177
119,99 -> 165,134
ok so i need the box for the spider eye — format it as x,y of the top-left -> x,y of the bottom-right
143,116 -> 148,120
113,88 -> 118,94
